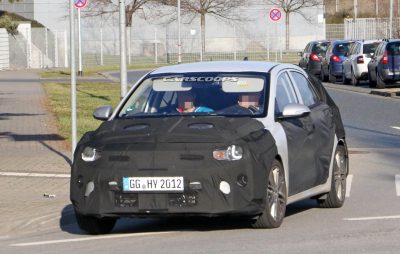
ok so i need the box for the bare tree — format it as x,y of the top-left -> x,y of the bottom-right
85,0 -> 157,27
160,0 -> 251,56
266,0 -> 321,49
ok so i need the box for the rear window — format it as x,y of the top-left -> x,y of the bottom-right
333,43 -> 353,56
387,42 -> 400,55
363,43 -> 380,54
312,43 -> 329,54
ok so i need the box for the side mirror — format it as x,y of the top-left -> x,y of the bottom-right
297,52 -> 303,57
93,106 -> 113,121
277,103 -> 311,120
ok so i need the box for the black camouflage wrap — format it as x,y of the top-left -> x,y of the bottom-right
71,117 -> 278,217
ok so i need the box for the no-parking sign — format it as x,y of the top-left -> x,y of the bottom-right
269,8 -> 282,22
74,0 -> 87,9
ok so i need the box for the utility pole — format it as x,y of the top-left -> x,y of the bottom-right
78,8 -> 83,76
376,0 -> 379,17
70,0 -> 77,158
177,0 -> 182,64
354,0 -> 358,19
390,0 -> 394,38
119,0 -> 128,98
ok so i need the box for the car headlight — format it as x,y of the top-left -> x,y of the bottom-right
81,147 -> 101,162
213,145 -> 243,161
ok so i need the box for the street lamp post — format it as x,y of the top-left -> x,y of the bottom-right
119,0 -> 128,98
390,0 -> 394,38
70,0 -> 77,158
177,0 -> 182,64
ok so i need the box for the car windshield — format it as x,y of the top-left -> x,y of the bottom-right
387,42 -> 400,55
312,43 -> 329,54
363,43 -> 380,54
333,43 -> 353,56
118,73 -> 269,118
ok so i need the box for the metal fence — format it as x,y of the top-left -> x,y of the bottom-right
12,22 -> 400,70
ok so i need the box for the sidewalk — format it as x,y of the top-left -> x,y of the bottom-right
0,70 -> 72,238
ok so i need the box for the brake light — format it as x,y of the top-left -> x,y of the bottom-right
382,50 -> 388,64
310,53 -> 320,61
357,55 -> 364,64
331,55 -> 341,63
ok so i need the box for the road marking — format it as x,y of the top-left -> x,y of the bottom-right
391,126 -> 400,130
346,174 -> 353,198
0,171 -> 70,178
396,175 -> 400,196
10,231 -> 174,247
344,215 -> 400,221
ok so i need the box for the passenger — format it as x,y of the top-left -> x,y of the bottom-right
176,91 -> 213,113
238,93 -> 261,111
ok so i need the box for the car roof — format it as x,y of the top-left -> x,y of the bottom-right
150,61 -> 278,75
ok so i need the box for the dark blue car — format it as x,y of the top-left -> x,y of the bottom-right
320,40 -> 355,83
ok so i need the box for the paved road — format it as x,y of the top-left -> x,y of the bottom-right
1,74 -> 400,253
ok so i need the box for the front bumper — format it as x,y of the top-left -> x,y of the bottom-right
71,147 -> 275,218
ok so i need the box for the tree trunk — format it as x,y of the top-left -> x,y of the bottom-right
285,12 -> 290,50
201,13 -> 205,58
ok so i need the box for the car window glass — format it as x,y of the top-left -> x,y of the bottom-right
290,72 -> 319,107
333,43 -> 352,56
376,44 -> 384,56
363,43 -> 379,54
275,73 -> 298,114
312,43 -> 329,54
305,43 -> 311,53
387,42 -> 400,55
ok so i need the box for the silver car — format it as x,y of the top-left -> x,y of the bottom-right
343,40 -> 381,86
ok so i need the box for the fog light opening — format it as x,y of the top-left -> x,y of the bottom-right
237,174 -> 248,187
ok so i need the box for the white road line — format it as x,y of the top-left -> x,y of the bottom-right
396,175 -> 400,196
344,215 -> 400,221
0,172 -> 70,178
346,174 -> 353,198
391,126 -> 400,130
10,231 -> 173,247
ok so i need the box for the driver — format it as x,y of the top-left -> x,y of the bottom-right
176,91 -> 213,113
238,93 -> 261,111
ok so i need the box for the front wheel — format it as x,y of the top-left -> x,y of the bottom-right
252,159 -> 287,228
319,145 -> 348,208
75,210 -> 117,235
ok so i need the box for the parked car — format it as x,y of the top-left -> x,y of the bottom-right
367,39 -> 400,88
299,40 -> 331,76
342,40 -> 381,86
71,61 -> 348,234
320,40 -> 355,83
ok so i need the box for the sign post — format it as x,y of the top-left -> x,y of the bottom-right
74,0 -> 87,76
70,0 -> 77,158
269,8 -> 282,62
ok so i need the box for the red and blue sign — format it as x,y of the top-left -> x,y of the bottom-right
269,8 -> 282,22
74,0 -> 87,9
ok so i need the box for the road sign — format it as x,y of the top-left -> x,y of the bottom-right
269,8 -> 282,22
74,0 -> 87,9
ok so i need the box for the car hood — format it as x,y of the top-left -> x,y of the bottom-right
85,116 -> 269,146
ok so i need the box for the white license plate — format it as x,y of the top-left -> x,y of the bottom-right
123,177 -> 184,192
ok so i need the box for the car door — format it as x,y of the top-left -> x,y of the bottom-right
368,43 -> 384,81
322,44 -> 333,74
285,71 -> 335,195
300,43 -> 311,69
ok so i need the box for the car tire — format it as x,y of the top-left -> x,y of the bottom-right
342,71 -> 350,85
350,68 -> 359,86
320,67 -> 328,82
252,159 -> 287,229
75,210 -> 117,235
368,71 -> 377,88
376,71 -> 386,89
329,69 -> 337,83
318,145 -> 348,208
